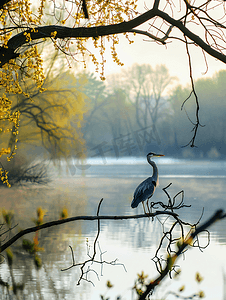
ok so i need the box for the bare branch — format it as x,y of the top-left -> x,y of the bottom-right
0,209 -> 178,253
139,209 -> 226,300
61,198 -> 126,285
180,35 -> 204,147
127,24 -> 173,44
156,10 -> 226,64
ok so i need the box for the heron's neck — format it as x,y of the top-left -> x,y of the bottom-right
147,157 -> 158,182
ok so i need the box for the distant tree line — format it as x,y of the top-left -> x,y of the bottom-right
3,61 -> 225,167
77,65 -> 226,159
168,70 -> 226,158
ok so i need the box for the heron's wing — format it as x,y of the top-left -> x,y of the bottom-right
134,177 -> 155,199
131,177 -> 156,208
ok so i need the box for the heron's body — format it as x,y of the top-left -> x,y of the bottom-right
131,152 -> 163,213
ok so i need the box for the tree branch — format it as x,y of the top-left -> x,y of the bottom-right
0,210 -> 178,253
127,26 -> 173,44
2,8 -> 157,55
156,10 -> 226,64
0,0 -> 11,10
1,6 -> 226,67
139,209 -> 226,299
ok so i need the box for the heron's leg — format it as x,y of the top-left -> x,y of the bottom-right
146,199 -> 151,215
142,201 -> 150,219
142,201 -> 147,215
147,198 -> 154,221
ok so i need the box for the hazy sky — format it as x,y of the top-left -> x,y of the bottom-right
51,0 -> 226,89
85,31 -> 226,90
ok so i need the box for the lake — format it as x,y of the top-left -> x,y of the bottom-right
0,157 -> 226,299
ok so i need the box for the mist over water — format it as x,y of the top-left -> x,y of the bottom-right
54,156 -> 226,178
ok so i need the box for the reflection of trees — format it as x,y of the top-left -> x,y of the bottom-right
1,182 -> 225,299
0,202 -> 89,299
0,248 -> 91,299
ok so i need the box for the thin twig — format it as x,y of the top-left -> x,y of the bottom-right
139,209 -> 226,299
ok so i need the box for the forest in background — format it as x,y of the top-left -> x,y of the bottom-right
77,64 -> 226,159
2,59 -> 225,167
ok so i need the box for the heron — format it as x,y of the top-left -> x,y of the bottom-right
131,152 -> 164,215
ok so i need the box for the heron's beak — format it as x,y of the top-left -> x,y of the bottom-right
155,154 -> 164,157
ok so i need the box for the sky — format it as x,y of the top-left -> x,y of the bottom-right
43,0 -> 226,90
81,0 -> 226,90
86,33 -> 226,89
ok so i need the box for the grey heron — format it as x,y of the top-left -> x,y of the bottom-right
131,152 -> 164,214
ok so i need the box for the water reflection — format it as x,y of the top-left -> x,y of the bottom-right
0,159 -> 226,299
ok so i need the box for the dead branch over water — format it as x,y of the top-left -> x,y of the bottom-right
0,209 -> 178,252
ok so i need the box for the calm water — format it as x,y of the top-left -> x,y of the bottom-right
0,157 -> 226,300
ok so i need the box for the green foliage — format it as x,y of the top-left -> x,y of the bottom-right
0,48 -> 87,168
100,280 -> 121,300
22,239 -> 35,254
6,248 -> 13,266
5,70 -> 86,159
106,280 -> 114,288
2,209 -> 13,227
34,254 -> 42,269
132,271 -> 149,298
195,272 -> 204,283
